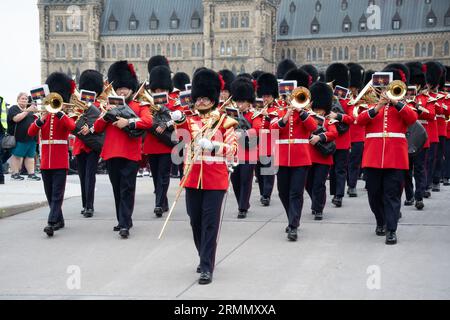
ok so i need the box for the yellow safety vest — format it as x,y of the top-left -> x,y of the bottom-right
0,96 -> 8,130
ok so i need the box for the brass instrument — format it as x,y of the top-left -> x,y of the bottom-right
133,82 -> 159,111
97,81 -> 118,109
385,80 -> 407,102
288,87 -> 311,111
42,93 -> 65,114
68,89 -> 89,120
251,101 -> 270,120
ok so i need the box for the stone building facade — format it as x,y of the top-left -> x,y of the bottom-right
38,0 -> 450,83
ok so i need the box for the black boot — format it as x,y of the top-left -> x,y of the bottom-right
415,200 -> 424,210
375,225 -> 386,236
332,196 -> 342,207
347,188 -> 357,197
385,231 -> 397,245
404,198 -> 414,206
287,228 -> 298,241
154,207 -> 163,218
237,210 -> 247,219
43,224 -> 54,237
314,211 -> 323,221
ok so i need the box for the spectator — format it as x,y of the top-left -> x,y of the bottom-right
0,96 -> 7,184
7,93 -> 41,181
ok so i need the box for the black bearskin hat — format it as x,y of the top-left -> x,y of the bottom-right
237,73 -> 253,81
252,70 -> 264,81
172,72 -> 191,91
218,69 -> 236,92
231,78 -> 255,103
276,59 -> 297,79
310,82 -> 333,115
256,73 -> 279,98
436,62 -> 447,89
363,70 -> 376,86
405,62 -> 425,88
347,63 -> 365,90
149,66 -> 173,92
45,72 -> 75,103
284,68 -> 312,89
326,63 -> 349,88
423,61 -> 443,88
79,70 -> 103,96
300,64 -> 319,83
148,55 -> 170,75
191,69 -> 222,108
384,63 -> 410,85
107,60 -> 139,92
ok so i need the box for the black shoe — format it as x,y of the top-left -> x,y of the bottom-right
285,226 -> 290,233
196,265 -> 201,273
432,183 -> 440,192
261,196 -> 270,206
154,207 -> 163,218
287,228 -> 298,241
332,197 -> 342,207
385,231 -> 397,245
198,272 -> 213,285
11,173 -> 24,181
314,211 -> 323,221
44,224 -> 54,237
0,177 -> 5,185
375,225 -> 386,236
119,228 -> 129,239
84,209 -> 94,218
443,178 -> 450,186
347,188 -> 357,197
53,221 -> 65,231
237,210 -> 247,219
28,174 -> 41,181
424,190 -> 431,198
404,199 -> 414,206
113,225 -> 120,232
415,200 -> 424,210
80,208 -> 86,215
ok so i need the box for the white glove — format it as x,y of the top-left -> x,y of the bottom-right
198,138 -> 214,150
170,110 -> 183,121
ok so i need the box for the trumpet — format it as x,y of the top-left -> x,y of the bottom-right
287,87 -> 311,111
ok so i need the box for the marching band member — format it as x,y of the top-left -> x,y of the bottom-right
171,69 -> 238,284
326,63 -> 354,208
276,59 -> 297,80
300,64 -> 319,83
94,61 -> 153,239
144,65 -> 177,218
218,69 -> 235,103
270,83 -> 317,241
74,70 -> 104,218
404,62 -> 433,210
443,66 -> 450,186
306,82 -> 338,221
357,68 -> 418,245
229,77 -> 257,219
254,73 -> 279,206
28,72 -> 76,237
346,63 -> 366,197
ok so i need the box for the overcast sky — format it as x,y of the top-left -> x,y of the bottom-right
0,0 -> 40,105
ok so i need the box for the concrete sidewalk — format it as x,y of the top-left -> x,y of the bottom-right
0,174 -> 81,219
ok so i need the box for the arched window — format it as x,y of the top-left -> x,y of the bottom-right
192,43 -> 196,57
157,44 -> 161,55
178,43 -> 182,57
307,48 -> 311,61
106,45 -> 111,59
137,44 -> 141,58
244,40 -> 248,55
421,42 -> 427,57
125,44 -> 129,58
73,44 -> 78,58
61,44 -> 66,57
146,44 -> 150,58
338,47 -> 343,60
220,41 -> 225,56
359,46 -> 364,60
399,43 -> 404,57
238,40 -> 243,55
415,43 -> 420,57
293,49 -> 297,61
68,67 -> 72,79
226,41 -> 231,55
112,44 -> 116,58
393,44 -> 397,58
151,44 -> 155,56
240,65 -> 245,74
172,43 -> 176,57
318,48 -> 322,60
444,41 -> 450,56
371,45 -> 376,59
287,48 -> 291,59
344,46 -> 349,60
197,42 -> 201,57
56,44 -> 61,58
427,42 -> 433,56
312,48 -> 317,61
166,43 -> 170,57
131,44 -> 135,58
281,49 -> 285,60
79,44 -> 83,58
76,68 -> 81,83
332,47 -> 337,60
101,45 -> 105,58
365,45 -> 370,59
387,44 -> 392,58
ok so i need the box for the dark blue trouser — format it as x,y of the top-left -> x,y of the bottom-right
444,139 -> 450,179
149,153 -> 171,210
433,137 -> 446,184
330,149 -> 349,197
106,158 -> 139,229
426,142 -> 437,189
365,168 -> 405,232
76,151 -> 100,210
306,163 -> 330,213
348,142 -> 364,189
255,156 -> 275,198
405,147 -> 427,201
277,166 -> 308,230
185,188 -> 226,274
41,169 -> 67,224
231,163 -> 255,211
0,133 -> 4,181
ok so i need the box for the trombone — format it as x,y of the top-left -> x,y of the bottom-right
287,87 -> 311,111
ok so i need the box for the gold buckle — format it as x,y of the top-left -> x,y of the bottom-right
383,132 -> 388,138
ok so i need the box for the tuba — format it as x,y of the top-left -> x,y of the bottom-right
289,87 -> 311,111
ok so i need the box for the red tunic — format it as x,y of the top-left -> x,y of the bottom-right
335,98 -> 354,150
309,118 -> 338,166
270,110 -> 317,167
251,103 -> 279,157
435,92 -> 447,137
94,101 -> 153,162
72,101 -> 101,156
28,113 -> 76,170
415,94 -> 436,149
349,105 -> 366,143
357,103 -> 418,170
